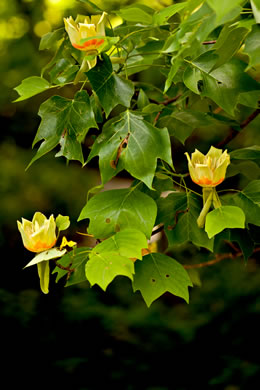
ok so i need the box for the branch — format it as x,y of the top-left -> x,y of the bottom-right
183,247 -> 260,269
216,108 -> 260,148
152,94 -> 182,124
202,40 -> 217,45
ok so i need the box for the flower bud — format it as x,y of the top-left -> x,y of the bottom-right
64,13 -> 107,52
185,146 -> 230,188
17,212 -> 57,253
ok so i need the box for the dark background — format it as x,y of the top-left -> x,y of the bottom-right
1,1 -> 260,389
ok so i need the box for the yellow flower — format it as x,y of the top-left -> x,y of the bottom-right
17,212 -> 57,253
185,146 -> 230,188
64,13 -> 107,52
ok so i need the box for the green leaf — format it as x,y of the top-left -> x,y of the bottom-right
37,262 -> 50,294
230,229 -> 254,261
243,25 -> 260,70
206,0 -> 243,21
184,54 -> 260,116
39,28 -> 64,50
49,58 -> 78,85
230,146 -> 260,160
205,206 -> 245,238
157,192 -> 214,251
78,187 -> 157,239
53,247 -> 90,286
251,0 -> 260,23
14,76 -> 50,102
212,26 -> 249,71
78,0 -> 103,12
132,253 -> 192,307
92,229 -> 147,260
242,180 -> 260,204
56,214 -> 70,231
86,252 -> 135,291
157,110 -> 214,144
137,89 -> 150,110
86,110 -> 173,189
27,90 -> 97,168
116,5 -> 154,24
87,55 -> 134,117
227,161 -> 260,180
228,181 -> 260,226
153,2 -> 187,25
24,248 -> 67,268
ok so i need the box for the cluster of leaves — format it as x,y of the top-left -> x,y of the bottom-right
15,0 -> 260,306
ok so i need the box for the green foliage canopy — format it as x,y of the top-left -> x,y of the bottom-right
14,0 -> 260,306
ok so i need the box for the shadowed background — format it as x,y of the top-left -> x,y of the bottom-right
1,1 -> 260,389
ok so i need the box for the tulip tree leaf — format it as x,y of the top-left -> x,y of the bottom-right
24,248 -> 67,268
205,206 -> 245,238
230,229 -> 254,261
37,262 -> 50,294
92,229 -> 148,260
156,192 -> 214,251
153,2 -> 187,25
157,111 -> 214,144
78,188 -> 157,239
87,55 -> 135,117
227,181 -> 260,226
14,76 -> 50,102
206,0 -> 243,21
251,0 -> 260,23
86,110 -> 173,189
132,253 -> 192,307
116,5 -> 154,24
243,25 -> 260,69
230,146 -> 260,160
27,90 -> 97,168
39,28 -> 65,51
183,54 -> 260,116
211,26 -> 249,71
86,252 -> 135,291
56,214 -> 70,231
53,247 -> 90,286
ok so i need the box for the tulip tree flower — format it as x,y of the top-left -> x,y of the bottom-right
17,212 -> 57,253
64,13 -> 107,74
185,146 -> 230,228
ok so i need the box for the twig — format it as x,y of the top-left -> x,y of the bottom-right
216,108 -> 260,148
183,247 -> 260,269
153,94 -> 182,124
202,40 -> 217,45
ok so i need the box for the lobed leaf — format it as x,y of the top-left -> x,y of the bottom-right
132,253 -> 192,307
157,192 -> 214,251
78,187 -> 157,239
205,206 -> 245,238
86,110 -> 173,189
86,252 -> 135,291
87,55 -> 135,117
14,76 -> 50,102
27,90 -> 97,168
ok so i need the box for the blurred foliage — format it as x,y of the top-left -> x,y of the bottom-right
1,1 -> 260,389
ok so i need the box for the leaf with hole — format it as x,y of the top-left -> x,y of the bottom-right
132,253 -> 192,307
86,110 -> 173,189
78,187 -> 157,239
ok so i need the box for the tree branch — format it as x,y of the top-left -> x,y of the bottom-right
216,108 -> 260,148
183,247 -> 260,269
